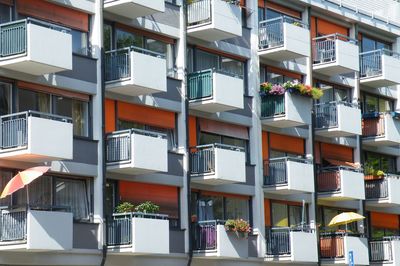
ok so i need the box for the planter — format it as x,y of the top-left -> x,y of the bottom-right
235,231 -> 249,239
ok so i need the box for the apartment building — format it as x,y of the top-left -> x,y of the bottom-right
0,0 -> 399,265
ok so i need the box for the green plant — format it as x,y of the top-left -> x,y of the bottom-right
135,201 -> 160,214
115,202 -> 135,213
375,170 -> 385,177
224,219 -> 251,233
292,21 -> 302,27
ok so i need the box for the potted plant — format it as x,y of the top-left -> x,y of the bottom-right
115,202 -> 135,213
224,219 -> 251,239
259,80 -> 323,100
135,201 -> 160,214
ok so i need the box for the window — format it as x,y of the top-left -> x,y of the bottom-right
118,120 -> 177,150
0,3 -> 11,24
198,132 -> 247,160
362,93 -> 393,114
361,36 -> 391,52
192,49 -> 244,77
72,30 -> 89,56
318,207 -> 357,233
18,89 -> 51,113
371,227 -> 398,239
269,149 -> 302,159
116,29 -> 143,49
0,173 -> 91,221
364,152 -> 396,174
0,82 -> 11,116
226,197 -> 249,221
271,202 -> 307,227
316,82 -> 350,103
264,69 -> 298,84
54,96 -> 89,137
103,24 -> 112,52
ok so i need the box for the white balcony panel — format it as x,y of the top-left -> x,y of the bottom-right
106,50 -> 167,97
191,145 -> 246,185
189,72 -> 243,113
313,39 -> 359,76
361,54 -> 400,87
291,231 -> 318,263
107,130 -> 168,175
369,239 -> 400,265
315,103 -> 362,137
344,236 -> 369,265
319,169 -> 365,201
261,93 -> 312,128
363,114 -> 400,147
0,21 -> 72,75
104,0 -> 165,18
0,114 -> 73,162
259,22 -> 310,61
131,218 -> 169,254
187,0 -> 242,42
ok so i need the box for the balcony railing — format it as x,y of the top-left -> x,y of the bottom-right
104,46 -> 165,83
320,233 -> 345,259
260,94 -> 285,118
259,16 -> 307,49
189,143 -> 244,176
0,111 -> 72,151
105,128 -> 167,164
263,157 -> 312,186
0,18 -> 70,59
314,101 -> 355,129
192,220 -> 225,251
360,49 -> 400,78
265,226 -> 313,256
317,166 -> 362,193
106,212 -> 169,246
362,112 -> 386,137
187,0 -> 240,27
0,209 -> 26,242
365,178 -> 388,199
312,34 -> 357,64
370,239 -> 393,262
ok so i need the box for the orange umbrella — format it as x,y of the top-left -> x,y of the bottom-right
0,166 -> 50,199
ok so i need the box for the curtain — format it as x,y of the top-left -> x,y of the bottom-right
55,178 -> 89,220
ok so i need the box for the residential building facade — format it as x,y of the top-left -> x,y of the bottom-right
0,0 -> 400,265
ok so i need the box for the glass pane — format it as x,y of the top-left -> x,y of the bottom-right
334,88 -> 348,102
145,38 -> 166,54
72,100 -> 88,137
362,36 -> 375,52
0,82 -> 11,116
378,98 -> 391,113
0,170 -> 13,207
195,50 -> 218,72
365,95 -> 378,113
269,150 -> 286,159
104,24 -> 112,51
258,7 -> 265,22
266,72 -> 284,84
18,89 -> 50,113
117,120 -> 145,130
266,9 -> 283,19
199,132 -> 220,145
116,29 -> 143,49
289,205 -> 303,227
197,195 -> 223,221
271,202 -> 288,227
318,84 -> 334,103
72,30 -> 88,55
221,57 -> 243,77
222,136 -> 245,148
55,178 -> 89,220
105,182 -> 115,217
0,4 -> 11,24
225,198 -> 249,221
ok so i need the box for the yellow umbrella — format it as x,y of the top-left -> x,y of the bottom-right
328,212 -> 365,232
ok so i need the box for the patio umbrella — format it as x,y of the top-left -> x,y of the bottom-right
328,212 -> 365,232
0,166 -> 50,201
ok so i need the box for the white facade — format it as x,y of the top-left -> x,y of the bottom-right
104,0 -> 165,19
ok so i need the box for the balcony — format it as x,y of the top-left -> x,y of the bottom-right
314,101 -> 362,137
106,212 -> 169,254
104,0 -> 165,18
312,34 -> 359,75
0,18 -> 72,75
263,157 -> 314,194
188,69 -> 243,113
317,166 -> 365,201
258,16 -> 310,61
0,111 -> 73,162
365,175 -> 400,207
362,112 -> 400,146
0,207 -> 73,250
106,128 -> 168,175
370,237 -> 400,265
190,144 -> 246,185
320,233 -> 369,265
193,220 -> 248,258
360,49 -> 400,87
260,92 -> 312,128
105,47 -> 167,97
187,0 -> 242,42
265,227 -> 318,263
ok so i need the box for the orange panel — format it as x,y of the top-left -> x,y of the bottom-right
189,116 -> 197,147
266,2 -> 301,19
316,18 -> 348,36
371,212 -> 399,230
258,0 -> 264,7
240,0 -> 246,7
119,181 -> 179,218
315,142 -> 321,164
266,66 -> 302,80
264,199 -> 271,226
117,102 -> 175,129
105,99 -> 116,133
199,118 -> 249,140
262,131 -> 269,160
17,0 -> 89,31
310,16 -> 317,38
269,133 -> 304,155
320,143 -> 353,162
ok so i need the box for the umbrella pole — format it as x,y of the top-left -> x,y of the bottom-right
26,185 -> 29,208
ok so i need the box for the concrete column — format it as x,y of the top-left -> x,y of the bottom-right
394,38 -> 400,111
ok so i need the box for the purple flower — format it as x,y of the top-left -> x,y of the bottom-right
269,84 -> 285,95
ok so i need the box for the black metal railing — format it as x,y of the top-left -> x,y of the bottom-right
314,101 -> 357,129
192,220 -> 225,251
365,178 -> 388,199
263,157 -> 312,186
